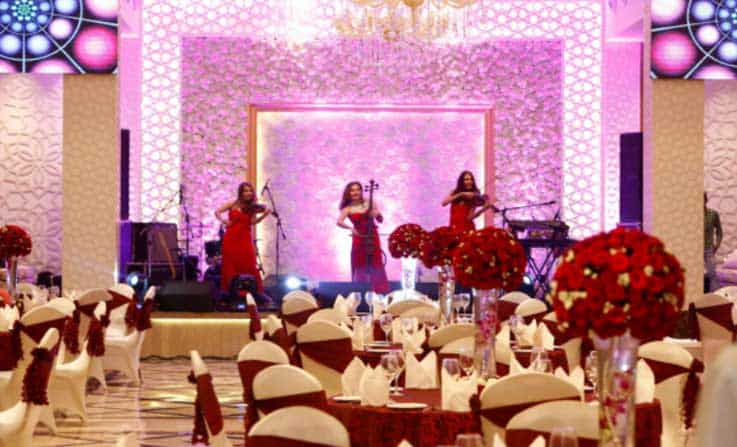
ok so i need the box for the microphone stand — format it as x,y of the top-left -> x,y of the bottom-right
180,189 -> 191,282
263,184 -> 286,279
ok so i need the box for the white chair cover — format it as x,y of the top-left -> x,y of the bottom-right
428,323 -> 476,349
307,308 -> 349,326
693,293 -> 735,365
506,400 -> 599,445
247,406 -> 350,447
387,299 -> 434,317
189,350 -> 232,447
252,365 -> 325,418
282,290 -> 318,306
695,345 -> 737,447
514,299 -> 548,322
296,321 -> 353,397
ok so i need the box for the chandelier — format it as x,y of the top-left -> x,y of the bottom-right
334,0 -> 479,43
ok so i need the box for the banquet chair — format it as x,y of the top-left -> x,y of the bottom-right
0,304 -> 69,411
246,406 -> 350,447
692,293 -> 735,365
189,350 -> 232,447
506,400 -> 599,447
694,345 -> 737,447
252,364 -> 327,419
498,292 -> 531,322
427,323 -> 476,350
106,283 -> 137,338
400,304 -> 441,325
542,312 -> 582,369
237,340 -> 290,432
308,308 -> 350,326
47,302 -> 107,424
104,286 -> 156,386
439,335 -> 513,376
281,296 -> 319,342
64,288 -> 112,363
0,327 -> 59,447
387,299 -> 434,317
46,297 -> 75,317
438,335 -> 473,355
639,341 -> 701,447
282,290 -> 318,306
296,321 -> 354,397
714,286 -> 737,302
514,299 -> 548,324
478,372 -> 581,442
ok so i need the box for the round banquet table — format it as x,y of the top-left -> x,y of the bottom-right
326,389 -> 662,447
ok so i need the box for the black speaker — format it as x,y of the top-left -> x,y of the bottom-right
619,132 -> 643,225
120,129 -> 130,221
156,281 -> 214,312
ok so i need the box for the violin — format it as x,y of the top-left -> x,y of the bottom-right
246,203 -> 269,214
471,193 -> 490,207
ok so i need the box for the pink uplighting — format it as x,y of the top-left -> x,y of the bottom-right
651,32 -> 698,77
31,58 -> 75,73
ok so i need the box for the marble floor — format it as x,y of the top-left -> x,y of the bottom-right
34,359 -> 246,446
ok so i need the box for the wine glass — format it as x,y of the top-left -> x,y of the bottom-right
455,433 -> 484,447
401,317 -> 415,337
531,349 -> 550,372
458,347 -> 475,377
391,349 -> 405,395
452,294 -> 465,322
550,427 -> 579,447
442,358 -> 461,381
379,313 -> 393,344
585,351 -> 598,396
457,293 -> 471,318
364,291 -> 375,315
380,353 -> 398,391
508,315 -> 521,350
534,357 -> 552,373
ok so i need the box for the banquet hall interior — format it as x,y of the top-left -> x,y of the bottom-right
2,0 -> 737,446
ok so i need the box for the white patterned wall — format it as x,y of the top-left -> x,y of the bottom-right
705,81 -> 737,260
0,74 -> 63,274
139,0 -> 603,240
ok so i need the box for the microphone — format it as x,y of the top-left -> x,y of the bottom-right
261,179 -> 270,196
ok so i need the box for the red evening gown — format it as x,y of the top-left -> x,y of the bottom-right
450,200 -> 476,233
349,212 -> 390,294
220,208 -> 263,293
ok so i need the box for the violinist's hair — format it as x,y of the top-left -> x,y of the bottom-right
452,171 -> 480,195
339,181 -> 363,210
237,182 -> 256,206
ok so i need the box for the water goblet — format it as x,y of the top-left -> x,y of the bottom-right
585,351 -> 598,396
508,315 -> 521,350
550,427 -> 579,447
458,293 -> 471,317
451,294 -> 465,323
442,358 -> 461,381
364,291 -> 375,315
401,317 -> 415,337
380,353 -> 398,390
379,313 -> 393,344
390,349 -> 405,395
458,347 -> 475,377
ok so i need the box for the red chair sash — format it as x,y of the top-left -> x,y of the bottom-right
281,308 -> 317,329
498,301 -> 519,322
264,328 -> 293,357
506,429 -> 598,447
248,304 -> 262,339
641,357 -> 703,428
188,372 -> 225,444
237,359 -> 279,432
246,435 -> 339,447
136,300 -> 154,331
20,317 -> 67,344
694,303 -> 735,339
108,291 -> 133,311
521,311 -> 548,325
21,347 -> 54,405
297,338 -> 354,373
63,310 -> 81,354
478,397 -> 579,428
373,319 -> 386,341
86,317 -> 105,357
124,302 -> 138,329
76,302 -> 99,317
253,390 -> 328,416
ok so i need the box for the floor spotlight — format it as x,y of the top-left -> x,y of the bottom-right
284,275 -> 305,291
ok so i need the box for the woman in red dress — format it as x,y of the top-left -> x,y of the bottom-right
442,171 -> 493,233
337,181 -> 390,294
215,182 -> 271,294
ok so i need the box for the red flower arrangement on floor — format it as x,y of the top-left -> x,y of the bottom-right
452,227 -> 527,290
0,225 -> 32,259
388,223 -> 427,259
419,226 -> 461,268
549,227 -> 684,342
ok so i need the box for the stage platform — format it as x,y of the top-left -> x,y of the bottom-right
141,311 -> 272,359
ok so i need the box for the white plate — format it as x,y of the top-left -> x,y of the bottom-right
367,348 -> 393,353
333,395 -> 361,402
387,402 -> 428,410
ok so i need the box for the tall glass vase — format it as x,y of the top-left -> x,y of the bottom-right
437,264 -> 455,324
5,257 -> 18,298
595,333 -> 639,447
400,257 -> 417,300
473,288 -> 501,380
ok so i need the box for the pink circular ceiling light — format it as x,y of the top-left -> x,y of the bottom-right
652,32 -> 698,77
72,25 -> 117,70
652,0 -> 686,25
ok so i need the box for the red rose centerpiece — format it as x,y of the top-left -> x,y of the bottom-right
388,223 -> 428,298
548,227 -> 685,447
452,227 -> 527,378
419,226 -> 462,323
0,224 -> 32,297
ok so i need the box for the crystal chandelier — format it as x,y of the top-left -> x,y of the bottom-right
334,0 -> 479,43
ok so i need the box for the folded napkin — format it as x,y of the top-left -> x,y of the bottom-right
359,366 -> 390,407
529,436 -> 546,447
510,354 -> 530,375
333,294 -> 349,316
263,314 -> 282,336
497,324 -> 510,348
0,314 -> 8,331
391,318 -> 403,343
554,366 -> 585,395
351,323 -> 365,350
402,330 -> 426,354
636,359 -> 655,404
517,321 -> 538,347
441,369 -> 477,412
342,357 -> 366,396
533,323 -> 555,350
373,302 -> 385,319
406,351 -> 438,389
